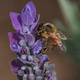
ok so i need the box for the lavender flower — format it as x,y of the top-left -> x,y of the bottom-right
10,1 -> 40,33
8,1 -> 56,80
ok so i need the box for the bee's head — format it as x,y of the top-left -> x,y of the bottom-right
36,23 -> 44,35
44,23 -> 56,33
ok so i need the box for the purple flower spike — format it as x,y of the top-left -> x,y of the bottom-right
9,1 -> 57,80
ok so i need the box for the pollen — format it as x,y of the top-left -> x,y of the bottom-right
44,78 -> 47,80
23,79 -> 27,80
50,76 -> 52,79
24,48 -> 27,52
35,61 -> 39,63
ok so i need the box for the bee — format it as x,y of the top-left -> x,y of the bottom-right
36,23 -> 72,53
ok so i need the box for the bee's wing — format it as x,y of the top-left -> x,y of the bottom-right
57,28 -> 72,40
58,41 -> 67,52
49,31 -> 67,52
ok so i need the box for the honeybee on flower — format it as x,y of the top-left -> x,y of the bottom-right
36,23 -> 72,53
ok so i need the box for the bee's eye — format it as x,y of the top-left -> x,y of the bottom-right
37,23 -> 43,32
37,25 -> 42,31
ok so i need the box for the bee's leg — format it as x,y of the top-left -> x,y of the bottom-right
41,47 -> 47,53
43,39 -> 50,52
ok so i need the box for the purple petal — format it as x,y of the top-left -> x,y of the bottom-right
32,39 -> 43,55
17,30 -> 25,40
23,74 -> 28,79
25,33 -> 35,46
32,39 -> 43,48
36,76 -> 43,80
29,73 -> 35,80
30,14 -> 40,32
52,71 -> 56,76
21,54 -> 27,60
10,58 -> 23,73
32,44 -> 42,55
41,55 -> 47,61
44,57 -> 49,62
19,40 -> 26,46
22,1 -> 36,18
22,25 -> 30,33
10,12 -> 22,30
48,64 -> 55,71
21,11 -> 34,25
8,32 -> 20,51
39,56 -> 49,71
17,70 -> 24,76
52,71 -> 56,80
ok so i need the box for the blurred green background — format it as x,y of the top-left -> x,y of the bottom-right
0,0 -> 80,80
57,0 -> 80,64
